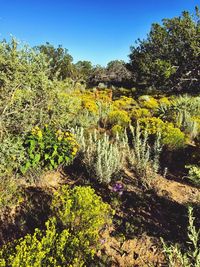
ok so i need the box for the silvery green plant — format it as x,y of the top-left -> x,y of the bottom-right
158,95 -> 200,139
162,207 -> 200,267
71,127 -> 125,184
126,124 -> 162,185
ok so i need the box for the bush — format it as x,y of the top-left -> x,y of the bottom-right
0,176 -> 23,210
21,126 -> 79,173
51,185 -> 113,241
108,110 -> 130,127
162,207 -> 200,267
111,124 -> 123,136
0,185 -> 113,267
131,107 -> 151,120
72,128 -> 126,184
138,95 -> 159,110
0,135 -> 26,177
0,39 -> 50,137
185,165 -> 200,187
125,124 -> 162,186
157,95 -> 200,140
138,117 -> 185,149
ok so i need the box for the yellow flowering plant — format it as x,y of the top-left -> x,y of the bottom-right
21,125 -> 79,173
138,117 -> 186,149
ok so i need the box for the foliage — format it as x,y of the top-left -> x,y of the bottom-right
185,165 -> 200,187
75,60 -> 93,82
51,185 -> 113,240
89,60 -> 132,88
138,117 -> 186,149
0,135 -> 25,176
73,128 -> 125,184
157,95 -> 200,140
36,42 -> 74,81
131,107 -> 151,120
111,124 -> 124,136
21,126 -> 79,173
126,124 -> 162,185
0,185 -> 112,267
108,110 -> 131,127
138,95 -> 159,110
162,207 -> 200,267
128,8 -> 200,93
0,39 -> 50,137
0,176 -> 23,210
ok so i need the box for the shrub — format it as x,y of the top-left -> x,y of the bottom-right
0,185 -> 113,267
131,107 -> 151,120
0,176 -> 23,210
126,124 -> 162,186
138,117 -> 185,149
158,97 -> 171,106
51,185 -> 113,241
108,110 -> 130,127
0,39 -> 50,136
21,126 -> 79,173
138,95 -> 159,109
185,165 -> 200,187
72,128 -> 126,184
162,207 -> 200,267
157,95 -> 200,140
0,135 -> 26,177
111,124 -> 123,136
112,96 -> 136,110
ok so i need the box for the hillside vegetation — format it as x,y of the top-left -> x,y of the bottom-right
0,8 -> 199,267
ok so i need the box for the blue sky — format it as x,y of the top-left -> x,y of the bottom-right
0,1 -> 199,66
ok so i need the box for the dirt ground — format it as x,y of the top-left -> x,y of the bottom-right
0,169 -> 199,266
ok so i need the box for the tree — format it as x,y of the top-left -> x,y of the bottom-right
75,60 -> 93,82
128,8 -> 200,93
36,42 -> 74,80
88,61 -> 132,88
106,60 -> 132,87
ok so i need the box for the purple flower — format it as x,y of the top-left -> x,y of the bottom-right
112,182 -> 124,194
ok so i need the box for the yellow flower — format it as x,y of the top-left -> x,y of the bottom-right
56,129 -> 62,135
37,130 -> 43,138
57,136 -> 62,141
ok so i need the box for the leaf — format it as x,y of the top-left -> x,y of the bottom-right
45,153 -> 50,160
58,156 -> 64,164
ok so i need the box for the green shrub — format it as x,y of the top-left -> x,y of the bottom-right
0,176 -> 23,210
157,95 -> 200,140
138,117 -> 185,149
0,39 -> 50,137
111,124 -> 123,136
125,124 -> 162,186
72,128 -> 126,184
185,165 -> 200,187
138,95 -> 159,110
21,126 -> 79,173
0,135 -> 26,177
0,185 -> 113,267
108,110 -> 131,127
130,107 -> 151,120
51,185 -> 113,242
162,207 -> 200,267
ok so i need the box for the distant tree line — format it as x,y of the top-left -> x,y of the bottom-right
2,7 -> 198,94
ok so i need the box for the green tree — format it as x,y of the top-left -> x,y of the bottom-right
36,42 -> 74,80
75,60 -> 93,82
128,8 -> 200,93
